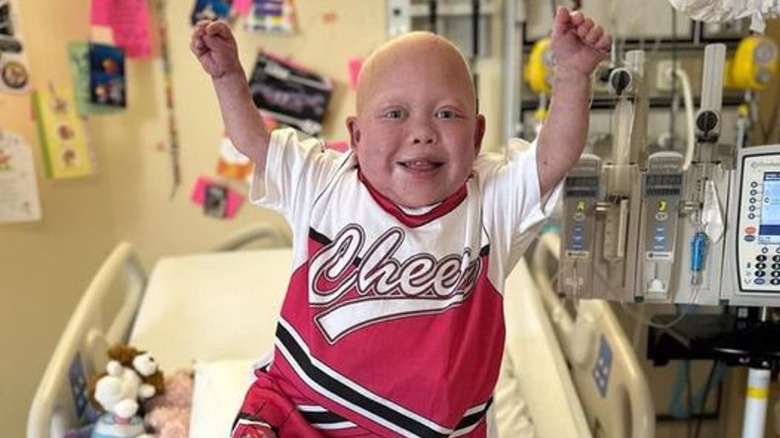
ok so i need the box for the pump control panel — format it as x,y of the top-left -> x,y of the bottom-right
560,154 -> 601,298
721,144 -> 780,306
637,152 -> 684,301
733,147 -> 780,292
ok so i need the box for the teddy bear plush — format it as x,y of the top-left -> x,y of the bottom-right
87,344 -> 165,438
105,344 -> 166,399
143,368 -> 194,438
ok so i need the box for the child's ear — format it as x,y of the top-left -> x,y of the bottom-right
346,116 -> 361,153
473,114 -> 486,155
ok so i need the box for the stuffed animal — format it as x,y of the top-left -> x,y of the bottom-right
105,344 -> 166,399
87,345 -> 164,438
143,368 -> 194,438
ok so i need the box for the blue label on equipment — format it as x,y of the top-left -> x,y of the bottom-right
593,335 -> 613,398
68,353 -> 89,420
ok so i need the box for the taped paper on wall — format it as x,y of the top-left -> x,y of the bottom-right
89,43 -> 127,108
0,130 -> 41,223
68,42 -> 122,115
216,137 -> 253,181
191,0 -> 233,25
89,0 -> 153,58
245,0 -> 296,34
33,85 -> 95,179
248,52 -> 332,135
190,176 -> 244,219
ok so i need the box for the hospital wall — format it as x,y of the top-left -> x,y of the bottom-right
0,1 -> 508,437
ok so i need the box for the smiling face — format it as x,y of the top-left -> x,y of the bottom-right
347,32 -> 485,209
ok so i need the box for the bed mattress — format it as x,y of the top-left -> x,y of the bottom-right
129,248 -> 292,368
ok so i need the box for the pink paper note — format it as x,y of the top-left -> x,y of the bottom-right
234,0 -> 252,15
190,176 -> 244,219
111,0 -> 153,58
348,58 -> 363,90
91,0 -> 112,26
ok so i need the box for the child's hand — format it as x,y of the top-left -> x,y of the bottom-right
550,7 -> 611,78
190,20 -> 243,79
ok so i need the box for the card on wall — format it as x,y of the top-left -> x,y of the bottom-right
0,131 -> 41,223
248,52 -> 332,135
0,0 -> 31,94
190,0 -> 233,25
245,0 -> 296,34
190,176 -> 244,219
33,85 -> 95,179
89,43 -> 127,108
216,137 -> 253,181
68,42 -> 122,116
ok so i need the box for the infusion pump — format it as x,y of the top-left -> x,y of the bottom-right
558,42 -> 780,307
723,144 -> 780,306
559,144 -> 780,306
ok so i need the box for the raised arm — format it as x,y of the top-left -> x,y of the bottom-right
537,7 -> 611,197
190,20 -> 270,171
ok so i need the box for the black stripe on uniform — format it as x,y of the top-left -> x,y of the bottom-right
276,323 -> 449,438
300,409 -> 350,425
454,397 -> 493,431
308,227 -> 332,245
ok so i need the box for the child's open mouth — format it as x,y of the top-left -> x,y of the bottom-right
399,159 -> 442,171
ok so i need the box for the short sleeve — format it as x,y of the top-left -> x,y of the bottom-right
248,128 -> 344,221
475,137 -> 564,269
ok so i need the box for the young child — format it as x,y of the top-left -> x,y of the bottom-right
192,7 -> 610,438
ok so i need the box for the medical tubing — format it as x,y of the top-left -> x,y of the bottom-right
673,68 -> 696,171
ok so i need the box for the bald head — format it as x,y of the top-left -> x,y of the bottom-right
355,32 -> 476,114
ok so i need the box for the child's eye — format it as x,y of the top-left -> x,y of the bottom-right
384,109 -> 404,119
436,109 -> 456,119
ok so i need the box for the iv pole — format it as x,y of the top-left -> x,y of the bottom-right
697,44 -> 774,438
501,0 -> 522,144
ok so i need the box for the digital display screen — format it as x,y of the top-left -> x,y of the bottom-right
565,176 -> 599,198
759,172 -> 780,244
646,174 -> 682,196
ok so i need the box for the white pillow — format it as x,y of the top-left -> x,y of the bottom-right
189,359 -> 257,438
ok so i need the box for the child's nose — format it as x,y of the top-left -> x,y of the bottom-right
412,136 -> 434,145
411,127 -> 436,145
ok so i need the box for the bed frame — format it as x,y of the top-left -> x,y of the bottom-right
528,232 -> 656,438
27,224 -> 291,438
27,242 -> 146,438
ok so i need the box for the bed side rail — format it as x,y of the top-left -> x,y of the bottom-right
27,242 -> 147,438
530,232 -> 656,438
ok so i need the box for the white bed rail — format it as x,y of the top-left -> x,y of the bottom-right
503,258 -> 593,437
27,242 -> 146,438
530,232 -> 656,438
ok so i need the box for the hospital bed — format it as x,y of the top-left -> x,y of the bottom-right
27,225 -> 653,437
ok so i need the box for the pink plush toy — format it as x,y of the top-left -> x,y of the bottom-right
143,369 -> 194,438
